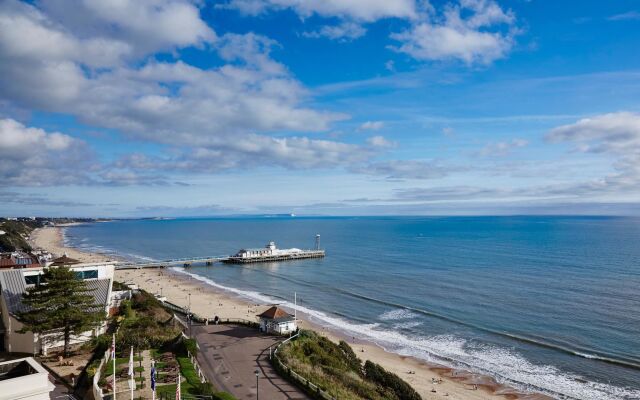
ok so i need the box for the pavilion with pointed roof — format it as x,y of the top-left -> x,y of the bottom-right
49,254 -> 80,267
257,306 -> 297,335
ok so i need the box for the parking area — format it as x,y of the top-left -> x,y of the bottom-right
191,324 -> 309,400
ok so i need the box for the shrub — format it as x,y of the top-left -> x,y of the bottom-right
339,340 -> 362,374
364,360 -> 421,400
183,338 -> 198,356
213,392 -> 238,400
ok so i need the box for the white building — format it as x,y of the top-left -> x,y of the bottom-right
0,260 -> 116,355
257,306 -> 297,335
0,357 -> 55,400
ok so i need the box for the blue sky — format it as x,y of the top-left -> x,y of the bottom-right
1,0 -> 640,217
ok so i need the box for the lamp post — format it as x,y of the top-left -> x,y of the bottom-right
255,369 -> 260,400
188,293 -> 192,336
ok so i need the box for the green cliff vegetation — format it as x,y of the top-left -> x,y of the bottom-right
277,330 -> 421,400
0,219 -> 36,251
0,217 -> 108,252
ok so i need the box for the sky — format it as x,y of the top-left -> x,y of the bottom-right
1,0 -> 640,217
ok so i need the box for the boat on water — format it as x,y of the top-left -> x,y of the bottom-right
223,236 -> 324,264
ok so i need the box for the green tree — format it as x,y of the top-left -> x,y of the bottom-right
17,266 -> 106,357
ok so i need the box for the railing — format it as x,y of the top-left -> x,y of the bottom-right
91,346 -> 110,400
271,333 -> 336,400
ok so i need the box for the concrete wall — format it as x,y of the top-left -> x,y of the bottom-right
0,357 -> 55,400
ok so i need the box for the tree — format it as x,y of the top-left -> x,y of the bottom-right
17,266 -> 106,357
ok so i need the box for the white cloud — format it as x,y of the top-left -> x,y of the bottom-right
546,112 -> 640,193
385,60 -> 395,71
359,121 -> 385,131
303,21 -> 367,41
547,112 -> 640,154
38,0 -> 216,54
0,2 -> 366,177
366,135 -> 396,148
478,138 -> 529,156
391,0 -> 517,64
114,134 -> 374,173
607,11 -> 640,21
223,0 -> 418,22
353,160 -> 455,180
0,118 -> 92,186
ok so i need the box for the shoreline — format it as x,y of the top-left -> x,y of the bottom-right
31,226 -> 551,400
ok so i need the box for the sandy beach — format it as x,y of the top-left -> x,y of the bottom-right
32,226 -> 550,400
29,224 -> 115,263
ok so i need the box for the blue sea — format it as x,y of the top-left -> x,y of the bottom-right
65,216 -> 640,399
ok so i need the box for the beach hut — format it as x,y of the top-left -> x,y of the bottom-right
257,306 -> 297,335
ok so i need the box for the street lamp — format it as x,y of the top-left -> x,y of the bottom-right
255,369 -> 260,400
187,293 -> 192,337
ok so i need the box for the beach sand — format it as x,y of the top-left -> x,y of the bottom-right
32,226 -> 551,400
29,224 -> 115,263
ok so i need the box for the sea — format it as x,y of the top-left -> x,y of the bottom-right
64,216 -> 640,400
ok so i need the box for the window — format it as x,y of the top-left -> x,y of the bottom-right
74,269 -> 99,280
24,274 -> 43,285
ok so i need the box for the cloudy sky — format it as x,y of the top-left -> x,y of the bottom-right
1,0 -> 640,217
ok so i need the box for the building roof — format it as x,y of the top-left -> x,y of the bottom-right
85,279 -> 111,309
50,255 -> 80,266
257,306 -> 293,320
0,270 -> 111,316
0,270 -> 27,314
0,253 -> 41,269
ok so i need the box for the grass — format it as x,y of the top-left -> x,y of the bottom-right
277,330 -> 420,400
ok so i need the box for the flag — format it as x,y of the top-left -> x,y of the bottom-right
128,346 -> 135,391
150,362 -> 156,392
111,334 -> 116,360
176,374 -> 181,400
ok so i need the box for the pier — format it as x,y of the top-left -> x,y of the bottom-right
115,235 -> 324,269
222,249 -> 325,264
114,255 -> 229,270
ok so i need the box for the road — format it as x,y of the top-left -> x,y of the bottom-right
191,324 -> 309,400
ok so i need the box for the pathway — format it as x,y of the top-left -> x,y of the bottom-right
138,350 -> 153,399
192,324 -> 308,400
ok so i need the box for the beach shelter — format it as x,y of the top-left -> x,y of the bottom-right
257,306 -> 297,335
50,254 -> 80,266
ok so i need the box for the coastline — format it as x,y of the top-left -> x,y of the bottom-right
31,226 -> 551,400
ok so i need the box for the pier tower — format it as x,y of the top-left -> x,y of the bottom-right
315,234 -> 321,250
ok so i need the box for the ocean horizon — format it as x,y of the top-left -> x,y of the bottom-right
64,216 -> 640,400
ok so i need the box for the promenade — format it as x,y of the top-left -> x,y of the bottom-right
191,324 -> 308,400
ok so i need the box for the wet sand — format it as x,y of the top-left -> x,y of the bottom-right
32,226 -> 551,400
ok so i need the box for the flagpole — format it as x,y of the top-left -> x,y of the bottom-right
112,334 -> 116,400
129,346 -> 134,400
176,373 -> 181,400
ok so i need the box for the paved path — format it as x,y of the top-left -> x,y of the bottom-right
192,324 -> 308,400
138,349 -> 153,399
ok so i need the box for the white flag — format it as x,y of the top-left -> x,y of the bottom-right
128,346 -> 135,391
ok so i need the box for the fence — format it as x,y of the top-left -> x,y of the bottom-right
91,346 -> 110,400
271,334 -> 337,400
177,329 -> 207,385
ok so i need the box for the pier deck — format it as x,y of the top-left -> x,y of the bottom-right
114,255 -> 229,269
114,250 -> 325,269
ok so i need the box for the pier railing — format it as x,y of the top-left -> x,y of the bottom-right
270,333 -> 337,400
